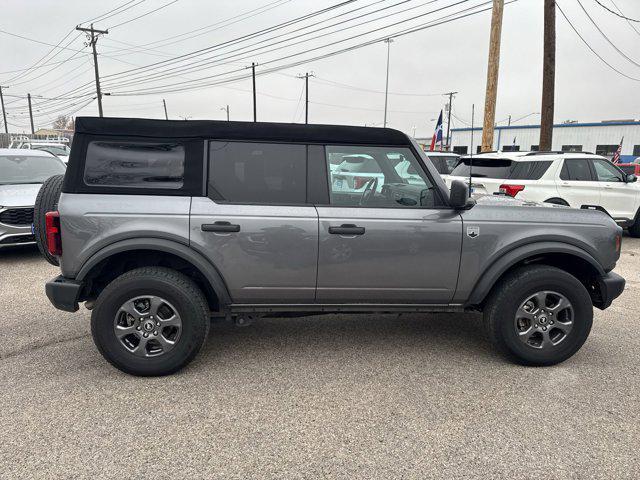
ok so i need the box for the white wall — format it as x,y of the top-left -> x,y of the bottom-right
445,123 -> 640,156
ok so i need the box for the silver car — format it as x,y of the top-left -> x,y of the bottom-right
42,118 -> 625,376
0,149 -> 66,248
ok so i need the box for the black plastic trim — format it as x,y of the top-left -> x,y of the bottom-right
594,271 -> 625,310
45,275 -> 83,312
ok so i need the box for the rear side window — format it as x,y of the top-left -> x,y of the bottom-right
84,141 -> 185,189
509,161 -> 552,180
560,159 -> 593,181
208,141 -> 306,204
451,159 -> 512,178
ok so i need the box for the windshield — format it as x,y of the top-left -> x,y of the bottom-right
33,145 -> 70,156
0,155 -> 66,184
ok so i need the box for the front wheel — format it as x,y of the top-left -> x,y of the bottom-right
91,267 -> 210,376
484,265 -> 593,366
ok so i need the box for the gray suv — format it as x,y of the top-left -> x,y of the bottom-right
42,117 -> 625,376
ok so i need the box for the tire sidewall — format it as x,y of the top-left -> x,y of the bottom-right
91,275 -> 207,376
495,272 -> 593,365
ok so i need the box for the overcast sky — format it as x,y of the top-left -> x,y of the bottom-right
1,0 -> 639,137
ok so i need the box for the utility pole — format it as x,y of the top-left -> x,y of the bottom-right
508,114 -> 512,126
250,62 -> 257,122
539,0 -> 556,151
383,38 -> 393,128
481,0 -> 504,152
297,72 -> 314,124
0,86 -> 8,135
220,105 -> 230,121
76,24 -> 108,117
27,93 -> 34,134
444,91 -> 458,151
162,99 -> 168,120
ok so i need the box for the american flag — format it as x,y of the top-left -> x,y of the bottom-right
612,136 -> 623,164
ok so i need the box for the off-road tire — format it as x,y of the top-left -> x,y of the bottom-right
33,174 -> 64,265
91,267 -> 210,376
484,265 -> 593,366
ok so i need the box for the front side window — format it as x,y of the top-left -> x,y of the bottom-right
0,155 -> 66,185
326,145 -> 437,208
208,141 -> 306,204
559,159 -> 593,181
592,159 -> 624,182
84,141 -> 184,189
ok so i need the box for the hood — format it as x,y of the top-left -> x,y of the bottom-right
0,183 -> 41,207
474,194 -> 566,208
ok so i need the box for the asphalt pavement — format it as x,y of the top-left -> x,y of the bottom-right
1,240 -> 639,479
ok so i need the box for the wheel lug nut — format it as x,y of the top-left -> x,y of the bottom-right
143,332 -> 149,337
550,321 -> 554,325
534,324 -> 538,328
542,326 -> 547,331
156,322 -> 160,326
154,331 -> 158,335
136,326 -> 141,331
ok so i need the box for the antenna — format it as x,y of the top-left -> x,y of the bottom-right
469,104 -> 475,197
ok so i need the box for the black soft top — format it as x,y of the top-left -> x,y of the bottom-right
74,117 -> 412,146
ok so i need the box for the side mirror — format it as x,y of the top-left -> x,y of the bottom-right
626,174 -> 637,183
450,180 -> 475,209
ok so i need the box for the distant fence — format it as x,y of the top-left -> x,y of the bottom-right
0,132 -> 74,148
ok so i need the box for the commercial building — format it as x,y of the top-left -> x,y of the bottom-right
419,120 -> 640,162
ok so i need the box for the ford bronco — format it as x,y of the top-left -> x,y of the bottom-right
39,117 -> 625,376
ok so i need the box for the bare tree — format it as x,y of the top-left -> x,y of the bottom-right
66,117 -> 75,131
52,115 -> 69,130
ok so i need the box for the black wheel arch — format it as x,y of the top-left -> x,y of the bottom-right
544,197 -> 569,206
75,238 -> 232,311
466,242 -> 605,308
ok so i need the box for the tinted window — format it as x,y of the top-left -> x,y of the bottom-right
592,159 -> 624,182
84,141 -> 184,188
452,146 -> 468,155
595,145 -> 618,157
633,145 -> 640,156
451,159 -> 512,178
209,142 -> 306,204
0,155 -> 66,185
560,159 -> 592,181
619,165 -> 636,175
326,145 -> 437,208
428,155 -> 459,174
509,161 -> 552,180
561,145 -> 582,152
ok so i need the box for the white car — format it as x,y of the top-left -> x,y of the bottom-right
9,136 -> 71,163
423,152 -> 460,179
446,151 -> 640,235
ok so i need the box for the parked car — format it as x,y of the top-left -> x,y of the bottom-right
9,135 -> 71,163
31,145 -> 71,163
42,117 -> 624,376
0,149 -> 66,248
447,151 -> 640,236
616,163 -> 640,176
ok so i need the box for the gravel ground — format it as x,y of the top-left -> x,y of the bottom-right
1,240 -> 639,479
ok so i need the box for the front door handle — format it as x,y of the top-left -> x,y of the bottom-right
202,221 -> 240,233
328,224 -> 365,235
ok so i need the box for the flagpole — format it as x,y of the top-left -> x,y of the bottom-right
469,104 -> 475,197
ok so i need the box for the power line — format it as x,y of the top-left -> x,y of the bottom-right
312,75 -> 446,96
108,0 -> 179,29
106,1 -> 504,96
594,0 -> 640,22
609,0 -> 640,37
0,29 -> 86,53
78,0 -> 144,26
102,0 -> 468,92
575,0 -> 640,69
556,2 -> 640,82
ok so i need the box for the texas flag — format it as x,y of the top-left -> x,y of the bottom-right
429,110 -> 443,151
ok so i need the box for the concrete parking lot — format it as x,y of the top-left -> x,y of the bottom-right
1,240 -> 639,479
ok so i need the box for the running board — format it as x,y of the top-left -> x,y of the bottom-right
227,303 -> 465,314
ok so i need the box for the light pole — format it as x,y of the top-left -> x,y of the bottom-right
220,105 -> 229,121
383,38 -> 393,128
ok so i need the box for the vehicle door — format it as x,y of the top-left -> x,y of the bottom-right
190,141 -> 318,303
557,158 -> 601,208
591,158 -> 638,220
315,144 -> 462,304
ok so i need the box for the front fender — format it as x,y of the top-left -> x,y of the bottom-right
460,241 -> 605,306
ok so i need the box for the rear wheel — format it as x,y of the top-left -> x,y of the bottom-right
544,197 -> 569,206
91,267 -> 210,376
484,265 -> 593,366
33,174 -> 64,265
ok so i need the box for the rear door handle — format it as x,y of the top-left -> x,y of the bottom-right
202,221 -> 240,233
328,224 -> 365,235
560,182 -> 570,187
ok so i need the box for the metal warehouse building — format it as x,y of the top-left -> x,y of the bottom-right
440,120 -> 640,162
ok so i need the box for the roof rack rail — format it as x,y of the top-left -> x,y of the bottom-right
525,150 -> 595,156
